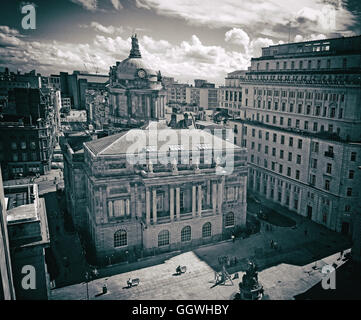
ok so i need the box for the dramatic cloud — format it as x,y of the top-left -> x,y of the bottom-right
70,0 -> 98,11
80,22 -> 124,35
135,0 -> 357,40
0,25 -> 255,84
110,0 -> 123,10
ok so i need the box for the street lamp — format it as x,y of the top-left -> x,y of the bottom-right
84,272 -> 90,300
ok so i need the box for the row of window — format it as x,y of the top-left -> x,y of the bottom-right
250,129 -> 303,149
251,99 -> 343,120
113,214 -> 236,248
257,57 -> 347,71
252,88 -> 343,102
247,111 -> 343,136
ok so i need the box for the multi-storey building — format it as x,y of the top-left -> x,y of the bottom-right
218,70 -> 247,117
4,183 -> 50,300
167,83 -> 189,104
186,87 -> 218,110
0,88 -> 58,180
64,121 -> 247,264
229,35 -> 361,235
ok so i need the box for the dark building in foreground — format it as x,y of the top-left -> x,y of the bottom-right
4,183 -> 50,300
0,88 -> 57,180
0,168 -> 15,300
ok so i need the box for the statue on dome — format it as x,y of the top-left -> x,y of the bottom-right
129,34 -> 142,58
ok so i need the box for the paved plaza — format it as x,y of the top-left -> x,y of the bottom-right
50,213 -> 351,300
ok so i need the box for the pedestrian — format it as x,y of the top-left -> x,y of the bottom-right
270,239 -> 274,248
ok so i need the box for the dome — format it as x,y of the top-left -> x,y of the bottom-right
116,34 -> 157,80
116,57 -> 156,80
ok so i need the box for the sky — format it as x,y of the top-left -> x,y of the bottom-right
0,0 -> 360,85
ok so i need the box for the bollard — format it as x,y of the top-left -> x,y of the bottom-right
102,284 -> 107,294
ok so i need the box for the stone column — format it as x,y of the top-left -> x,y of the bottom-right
217,180 -> 223,214
197,185 -> 202,217
192,185 -> 196,217
207,180 -> 211,206
298,189 -> 303,214
260,173 -> 264,195
212,182 -> 217,215
253,173 -> 257,191
176,187 -> 180,220
152,188 -> 157,224
289,187 -> 294,211
266,175 -> 271,199
281,181 -> 287,205
170,187 -> 174,221
146,187 -> 150,224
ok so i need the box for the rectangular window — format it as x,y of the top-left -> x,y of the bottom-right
298,139 -> 303,149
325,180 -> 330,191
297,155 -> 301,164
289,137 -> 293,147
288,152 -> 292,161
296,170 -> 300,180
287,167 -> 291,177
273,133 -> 277,143
326,163 -> 332,174
351,152 -> 356,161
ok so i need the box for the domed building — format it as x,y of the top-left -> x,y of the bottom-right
108,34 -> 166,123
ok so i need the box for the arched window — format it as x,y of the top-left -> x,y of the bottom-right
114,229 -> 127,247
202,222 -> 212,238
181,226 -> 191,242
158,230 -> 170,247
225,212 -> 235,227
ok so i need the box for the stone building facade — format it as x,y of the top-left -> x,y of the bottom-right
66,122 -> 247,264
108,35 -> 167,125
229,35 -> 361,235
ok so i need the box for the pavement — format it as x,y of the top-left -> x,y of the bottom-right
50,199 -> 351,300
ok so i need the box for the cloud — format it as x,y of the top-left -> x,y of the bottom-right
225,28 -> 250,53
80,22 -> 124,35
134,0 -> 357,40
0,26 -> 254,85
70,0 -> 98,11
0,26 -> 20,36
110,0 -> 123,10
294,33 -> 327,42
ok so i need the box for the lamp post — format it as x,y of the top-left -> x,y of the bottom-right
85,272 -> 90,300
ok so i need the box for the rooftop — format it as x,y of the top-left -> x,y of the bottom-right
4,184 -> 38,224
85,121 -> 242,157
